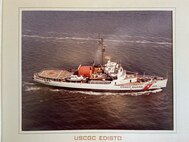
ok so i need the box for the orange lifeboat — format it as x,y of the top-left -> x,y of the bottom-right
78,66 -> 93,77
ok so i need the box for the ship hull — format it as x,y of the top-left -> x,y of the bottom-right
34,77 -> 168,92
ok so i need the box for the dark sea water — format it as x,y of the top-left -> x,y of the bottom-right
22,11 -> 173,130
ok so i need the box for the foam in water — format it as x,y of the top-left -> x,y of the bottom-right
50,89 -> 61,92
23,81 -> 35,86
25,86 -> 41,91
62,89 -> 163,96
23,81 -> 41,91
23,34 -> 172,46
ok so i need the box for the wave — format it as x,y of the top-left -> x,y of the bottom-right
104,38 -> 172,45
23,81 -> 35,86
49,89 -> 61,92
129,35 -> 171,41
25,86 -> 41,91
23,34 -> 98,41
134,40 -> 171,45
23,81 -> 42,91
22,34 -> 172,46
60,89 -> 162,96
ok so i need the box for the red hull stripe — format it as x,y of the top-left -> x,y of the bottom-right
143,83 -> 153,90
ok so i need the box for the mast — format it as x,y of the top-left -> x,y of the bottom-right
98,33 -> 105,65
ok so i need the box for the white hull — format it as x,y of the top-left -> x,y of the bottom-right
34,77 -> 167,91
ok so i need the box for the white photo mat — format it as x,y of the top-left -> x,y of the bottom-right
1,0 -> 189,142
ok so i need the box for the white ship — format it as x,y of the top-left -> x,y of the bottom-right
33,35 -> 168,92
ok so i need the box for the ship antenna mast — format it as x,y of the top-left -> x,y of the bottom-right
98,33 -> 106,65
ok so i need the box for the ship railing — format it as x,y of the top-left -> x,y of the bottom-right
89,80 -> 111,84
136,75 -> 164,83
34,73 -> 66,82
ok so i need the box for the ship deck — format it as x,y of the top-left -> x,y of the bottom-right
37,70 -> 72,79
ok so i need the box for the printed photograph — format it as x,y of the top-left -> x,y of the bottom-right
22,11 -> 173,131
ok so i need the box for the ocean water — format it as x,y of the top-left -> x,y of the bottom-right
22,11 -> 173,130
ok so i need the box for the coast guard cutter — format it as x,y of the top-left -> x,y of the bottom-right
33,34 -> 168,92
